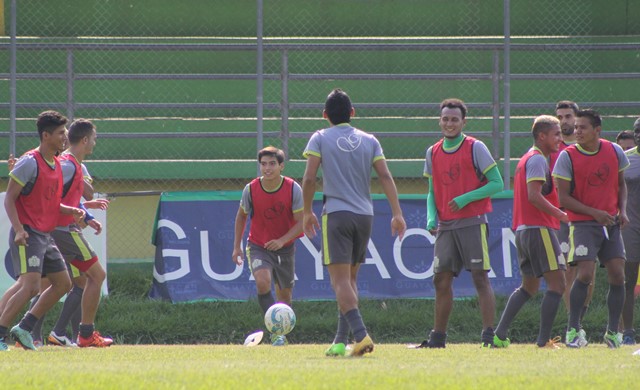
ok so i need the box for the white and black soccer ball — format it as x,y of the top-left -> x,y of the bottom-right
264,303 -> 296,335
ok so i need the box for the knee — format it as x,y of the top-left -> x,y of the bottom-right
471,272 -> 490,288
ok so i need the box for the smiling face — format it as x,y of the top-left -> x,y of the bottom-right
439,107 -> 466,139
259,155 -> 283,180
540,123 -> 562,154
43,125 -> 68,154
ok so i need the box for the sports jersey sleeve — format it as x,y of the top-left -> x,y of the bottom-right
472,141 -> 497,174
60,159 -> 76,185
423,147 -> 434,178
551,151 -> 572,181
426,177 -> 437,230
371,135 -> 385,163
291,181 -> 303,213
81,163 -> 93,184
302,131 -> 321,158
239,184 -> 252,215
8,154 -> 37,187
525,154 -> 548,182
613,143 -> 631,171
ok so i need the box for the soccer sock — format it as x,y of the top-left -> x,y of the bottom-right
579,305 -> 589,326
481,327 -> 495,345
344,308 -> 367,343
79,323 -> 95,339
606,284 -> 625,333
28,294 -> 43,342
495,288 -> 531,340
333,312 -> 350,345
71,304 -> 81,340
18,312 -> 39,332
536,290 -> 562,347
53,286 -> 83,336
0,325 -> 7,339
258,291 -> 276,315
569,279 -> 590,331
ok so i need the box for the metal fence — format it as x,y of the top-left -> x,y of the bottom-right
1,0 -> 639,261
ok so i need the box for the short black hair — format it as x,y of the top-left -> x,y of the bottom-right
616,130 -> 634,142
36,110 -> 68,140
555,100 -> 579,114
440,98 -> 467,119
68,119 -> 96,145
576,109 -> 602,128
258,146 -> 285,164
324,89 -> 352,125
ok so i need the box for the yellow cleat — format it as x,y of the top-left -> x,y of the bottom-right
350,334 -> 374,357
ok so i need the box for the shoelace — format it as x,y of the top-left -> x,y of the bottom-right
546,336 -> 563,348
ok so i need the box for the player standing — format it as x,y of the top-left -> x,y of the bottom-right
493,116 -> 568,349
232,146 -> 303,346
302,88 -> 406,357
552,109 -> 629,348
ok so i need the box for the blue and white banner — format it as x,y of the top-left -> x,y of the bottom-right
150,191 -> 522,302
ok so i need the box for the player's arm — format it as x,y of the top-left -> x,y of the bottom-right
527,180 -> 568,222
450,165 -> 503,211
4,178 -> 28,245
618,170 -> 628,228
555,178 -> 614,226
426,177 -> 437,234
373,158 -> 406,239
301,154 -> 321,238
83,179 -> 94,200
232,206 -> 248,265
264,211 -> 303,251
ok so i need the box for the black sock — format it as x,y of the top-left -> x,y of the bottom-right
495,288 -> 531,340
258,291 -> 275,315
607,284 -> 625,333
579,305 -> 589,325
79,323 -> 95,339
537,290 -> 562,346
569,279 -> 590,330
333,312 -> 350,345
344,309 -> 367,343
481,327 -> 495,344
19,312 -> 39,332
53,286 -> 83,336
0,325 -> 7,339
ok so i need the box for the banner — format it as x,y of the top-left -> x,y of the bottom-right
0,193 -> 108,295
150,191 -> 522,302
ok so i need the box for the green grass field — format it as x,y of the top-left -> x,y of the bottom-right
1,343 -> 639,389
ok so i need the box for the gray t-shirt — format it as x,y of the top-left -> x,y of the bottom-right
552,142 -> 630,181
303,124 -> 384,216
624,147 -> 640,228
423,137 -> 496,229
240,176 -> 303,216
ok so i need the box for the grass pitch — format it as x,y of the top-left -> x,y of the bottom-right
1,343 -> 639,389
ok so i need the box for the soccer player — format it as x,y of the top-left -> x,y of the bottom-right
552,109 -> 630,348
0,110 -> 85,351
232,146 -> 303,346
620,119 -> 640,345
493,116 -> 568,349
413,98 -> 503,349
49,118 -> 112,348
616,130 -> 636,151
302,88 -> 406,357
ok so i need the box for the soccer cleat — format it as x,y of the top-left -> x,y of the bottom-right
0,338 -> 8,351
622,330 -> 636,346
408,330 -> 446,349
77,331 -> 113,348
48,331 -> 78,347
492,334 -> 510,348
270,334 -> 287,347
541,336 -> 563,349
565,328 -> 587,348
603,330 -> 622,349
325,342 -> 346,357
33,340 -> 44,348
11,325 -> 37,350
350,334 -> 374,357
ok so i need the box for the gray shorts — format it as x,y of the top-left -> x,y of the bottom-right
9,226 -> 66,278
556,222 -> 570,256
622,226 -> 640,263
246,241 -> 295,290
569,222 -> 626,265
51,225 -> 97,263
434,223 -> 491,276
321,211 -> 373,266
516,228 -> 566,278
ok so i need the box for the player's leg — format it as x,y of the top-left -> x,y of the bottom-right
28,277 -> 51,347
495,276 -> 539,346
0,272 -> 41,349
247,243 -> 276,315
603,258 -> 625,348
537,269 -> 565,347
49,266 -> 84,346
621,227 -> 640,344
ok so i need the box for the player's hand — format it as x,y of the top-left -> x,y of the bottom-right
448,199 -> 460,213
71,207 -> 86,224
558,211 -> 569,224
619,212 -> 629,229
14,229 -> 28,246
7,154 -> 16,172
592,209 -> 615,226
303,212 -> 320,238
87,219 -> 102,235
232,249 -> 244,265
391,215 -> 406,240
264,239 -> 284,251
84,199 -> 110,210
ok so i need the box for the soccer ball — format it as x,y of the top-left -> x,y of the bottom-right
264,303 -> 296,335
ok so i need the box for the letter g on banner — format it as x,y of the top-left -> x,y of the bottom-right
153,219 -> 191,283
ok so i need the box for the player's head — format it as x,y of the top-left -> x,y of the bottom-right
634,117 -> 640,147
439,98 -> 467,139
531,115 -> 561,153
323,89 -> 353,125
257,146 -> 285,178
555,100 -> 579,137
36,110 -> 68,140
615,130 -> 635,151
575,109 -> 602,145
68,119 -> 97,154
